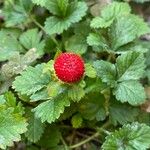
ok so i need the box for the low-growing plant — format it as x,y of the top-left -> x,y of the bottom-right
0,0 -> 150,149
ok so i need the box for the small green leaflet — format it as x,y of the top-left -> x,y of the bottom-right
116,51 -> 145,81
25,110 -> 45,143
3,0 -> 33,27
33,95 -> 70,123
68,85 -> 85,102
91,2 -> 131,28
71,114 -> 83,128
19,28 -> 45,56
12,64 -> 50,96
32,0 -> 47,6
65,35 -> 88,55
114,81 -> 146,106
38,125 -> 61,148
87,33 -> 108,51
85,63 -> 97,78
44,2 -> 87,35
102,122 -> 150,150
93,60 -> 116,86
109,102 -> 139,125
110,14 -> 149,50
0,94 -> 27,149
0,29 -> 24,62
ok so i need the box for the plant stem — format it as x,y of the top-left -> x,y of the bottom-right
60,135 -> 69,150
69,132 -> 99,149
30,16 -> 59,47
69,121 -> 110,149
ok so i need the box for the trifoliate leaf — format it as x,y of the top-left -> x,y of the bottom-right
12,64 -> 50,96
0,29 -> 24,62
65,35 -> 88,55
68,85 -> 85,102
25,111 -> 45,143
91,2 -> 131,28
94,60 -> 116,86
116,51 -> 145,81
114,80 -> 146,105
38,125 -> 61,148
19,28 -> 45,56
71,114 -> 83,128
85,63 -> 97,78
110,14 -> 149,50
109,101 -> 139,125
44,2 -> 87,35
33,95 -> 70,123
102,122 -> 150,150
3,0 -> 33,27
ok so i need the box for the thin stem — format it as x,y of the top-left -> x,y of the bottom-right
69,132 -> 99,149
69,121 -> 110,149
30,16 -> 59,47
60,135 -> 69,150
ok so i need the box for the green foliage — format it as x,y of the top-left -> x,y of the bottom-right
12,64 -> 50,96
0,93 -> 27,149
19,28 -> 45,56
25,110 -> 45,143
102,122 -> 150,150
33,94 -> 70,123
0,0 -> 150,149
44,1 -> 88,35
91,2 -> 131,28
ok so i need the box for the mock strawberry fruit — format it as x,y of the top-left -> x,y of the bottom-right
54,52 -> 85,83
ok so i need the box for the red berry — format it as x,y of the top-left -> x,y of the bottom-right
54,53 -> 85,83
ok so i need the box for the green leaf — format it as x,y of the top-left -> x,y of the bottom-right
38,125 -> 61,148
0,29 -> 24,62
47,82 -> 66,98
85,63 -> 97,78
31,0 -> 47,6
102,122 -> 150,150
91,2 -> 131,28
110,14 -> 149,50
94,60 -> 116,86
30,89 -> 49,102
116,51 -> 145,81
3,0 -> 33,27
44,2 -> 87,35
1,48 -> 39,79
87,33 -> 108,50
65,35 -> 88,55
33,95 -> 70,123
19,28 -> 45,56
71,114 -> 83,128
0,94 -> 27,149
0,109 -> 27,149
109,101 -> 139,125
4,91 -> 24,115
68,85 -> 85,102
12,64 -> 50,96
78,92 -> 106,121
25,111 -> 45,143
114,80 -> 146,105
